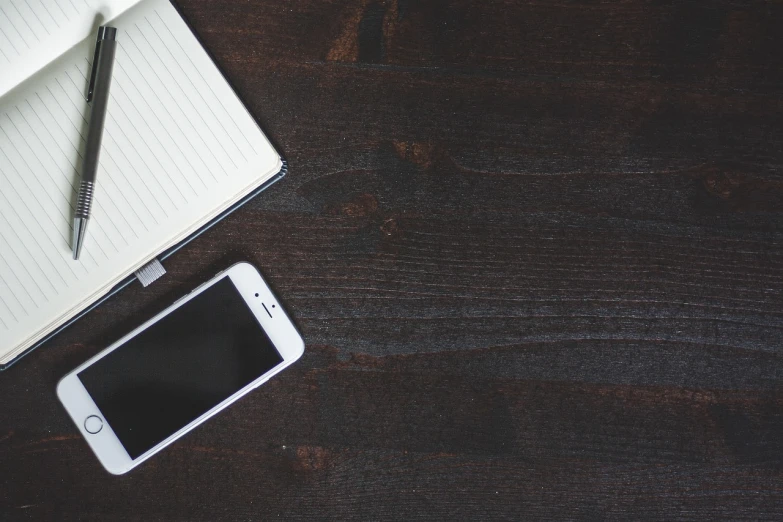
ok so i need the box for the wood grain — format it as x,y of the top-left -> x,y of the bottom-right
2,0 -> 783,519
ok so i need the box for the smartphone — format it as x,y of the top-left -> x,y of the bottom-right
57,262 -> 304,475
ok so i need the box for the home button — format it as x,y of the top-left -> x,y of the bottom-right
84,415 -> 103,434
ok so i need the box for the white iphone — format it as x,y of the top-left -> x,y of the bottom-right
57,262 -> 304,475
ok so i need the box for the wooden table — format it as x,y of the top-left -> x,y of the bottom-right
2,0 -> 782,519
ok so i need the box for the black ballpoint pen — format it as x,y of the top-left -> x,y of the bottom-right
73,26 -> 117,260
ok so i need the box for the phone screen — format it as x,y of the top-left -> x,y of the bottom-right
78,276 -> 283,459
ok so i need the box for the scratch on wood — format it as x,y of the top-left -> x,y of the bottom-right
327,0 -> 401,63
392,140 -> 436,168
327,0 -> 365,62
336,193 -> 379,217
294,445 -> 334,472
17,435 -> 81,448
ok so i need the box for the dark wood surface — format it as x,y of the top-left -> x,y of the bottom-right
2,0 -> 783,519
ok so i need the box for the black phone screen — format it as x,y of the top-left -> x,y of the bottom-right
78,276 -> 283,459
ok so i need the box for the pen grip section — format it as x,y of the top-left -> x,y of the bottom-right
75,181 -> 95,219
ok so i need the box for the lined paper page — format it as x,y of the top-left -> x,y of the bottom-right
0,0 -> 281,362
0,0 -> 139,97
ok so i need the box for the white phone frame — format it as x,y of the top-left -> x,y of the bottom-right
56,262 -> 304,475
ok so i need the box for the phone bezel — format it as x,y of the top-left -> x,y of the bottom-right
56,262 -> 304,475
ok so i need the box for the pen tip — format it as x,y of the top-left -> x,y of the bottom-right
72,217 -> 88,261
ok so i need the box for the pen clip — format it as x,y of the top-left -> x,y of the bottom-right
87,33 -> 102,103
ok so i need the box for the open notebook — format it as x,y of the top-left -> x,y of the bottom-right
0,0 -> 283,366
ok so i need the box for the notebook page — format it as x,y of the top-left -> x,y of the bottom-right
0,0 -> 281,363
0,0 -> 140,97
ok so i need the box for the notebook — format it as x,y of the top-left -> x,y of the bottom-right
0,0 -> 284,367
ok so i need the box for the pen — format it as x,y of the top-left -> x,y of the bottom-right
73,26 -> 117,260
